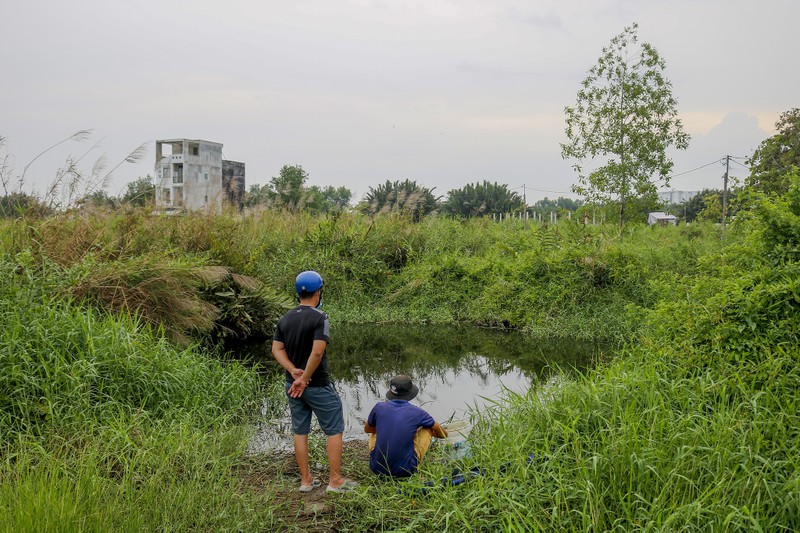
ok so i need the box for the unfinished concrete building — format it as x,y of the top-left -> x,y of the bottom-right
154,139 -> 245,212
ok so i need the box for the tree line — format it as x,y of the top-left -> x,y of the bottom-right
3,23 -> 797,224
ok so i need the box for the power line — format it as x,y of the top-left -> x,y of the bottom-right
523,185 -> 573,194
513,155 -> 751,199
513,184 -> 573,195
668,159 -> 723,179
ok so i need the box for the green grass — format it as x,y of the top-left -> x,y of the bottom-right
333,344 -> 800,531
0,210 -> 727,343
0,180 -> 798,530
1,424 -> 279,532
0,260 -> 283,532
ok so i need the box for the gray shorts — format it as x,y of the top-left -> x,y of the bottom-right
286,383 -> 345,436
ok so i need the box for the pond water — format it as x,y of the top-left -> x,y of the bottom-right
248,323 -> 603,452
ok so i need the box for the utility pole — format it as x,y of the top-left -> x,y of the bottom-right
722,155 -> 730,228
522,184 -> 527,229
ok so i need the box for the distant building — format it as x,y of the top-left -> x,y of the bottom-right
154,139 -> 245,212
648,212 -> 678,225
658,190 -> 699,204
222,160 -> 246,211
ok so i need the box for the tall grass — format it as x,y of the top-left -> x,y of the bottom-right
329,187 -> 799,531
1,186 -> 796,530
333,347 -> 799,530
2,210 -> 729,343
1,424 -> 280,532
0,260 -> 282,531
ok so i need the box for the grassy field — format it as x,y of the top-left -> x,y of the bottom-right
1,176 -> 798,530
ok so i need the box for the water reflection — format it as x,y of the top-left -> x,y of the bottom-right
249,323 -> 600,452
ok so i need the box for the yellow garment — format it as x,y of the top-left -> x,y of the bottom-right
368,427 -> 434,462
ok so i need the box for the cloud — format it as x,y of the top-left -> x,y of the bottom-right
667,112 -> 769,191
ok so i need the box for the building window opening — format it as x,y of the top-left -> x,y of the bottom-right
172,163 -> 183,184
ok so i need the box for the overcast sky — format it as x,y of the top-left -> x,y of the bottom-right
2,0 -> 796,203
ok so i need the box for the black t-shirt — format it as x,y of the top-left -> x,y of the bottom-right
273,305 -> 331,387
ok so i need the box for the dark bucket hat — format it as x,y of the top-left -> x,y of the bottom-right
386,375 -> 419,401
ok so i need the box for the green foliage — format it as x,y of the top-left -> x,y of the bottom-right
304,184 -> 352,214
0,260 -> 282,531
1,204 -> 739,344
0,192 -> 52,218
441,180 -> 523,218
562,23 -> 690,224
756,171 -> 800,263
244,166 -> 352,214
531,196 -> 583,219
337,342 -> 800,531
0,428 -> 280,532
200,269 -> 296,344
3,178 -> 800,530
747,108 -> 800,196
243,182 -> 271,208
360,179 -> 440,220
695,189 -> 725,222
78,189 -> 119,209
643,176 -> 800,357
682,188 -> 715,222
268,164 -> 308,211
0,262 -> 262,436
65,255 -> 293,345
119,175 -> 155,207
331,194 -> 799,531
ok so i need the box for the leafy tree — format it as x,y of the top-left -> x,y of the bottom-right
696,191 -> 724,222
120,175 -> 155,207
531,196 -> 583,219
670,188 -> 743,223
268,165 -> 308,211
561,23 -> 690,225
304,185 -> 352,214
244,183 -> 271,208
244,166 -> 351,213
441,181 -> 522,218
676,189 -> 712,222
0,192 -> 52,218
747,108 -> 800,196
756,170 -> 800,263
79,190 -> 118,209
360,179 -> 440,220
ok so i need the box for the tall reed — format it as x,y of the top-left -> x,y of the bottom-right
0,259 -> 283,531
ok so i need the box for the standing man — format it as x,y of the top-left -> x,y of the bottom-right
365,375 -> 448,478
272,270 -> 357,493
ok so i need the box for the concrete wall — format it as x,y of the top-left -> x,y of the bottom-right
182,141 -> 223,210
222,160 -> 246,211
154,139 -> 228,211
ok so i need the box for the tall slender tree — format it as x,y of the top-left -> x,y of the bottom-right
561,23 -> 689,225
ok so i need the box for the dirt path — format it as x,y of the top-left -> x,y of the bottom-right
237,440 -> 370,532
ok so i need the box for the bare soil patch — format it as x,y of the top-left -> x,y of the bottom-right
236,440 -> 370,532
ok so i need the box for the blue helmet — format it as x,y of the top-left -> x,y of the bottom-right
295,270 -> 324,294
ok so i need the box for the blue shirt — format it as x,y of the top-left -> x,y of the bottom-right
367,400 -> 435,477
